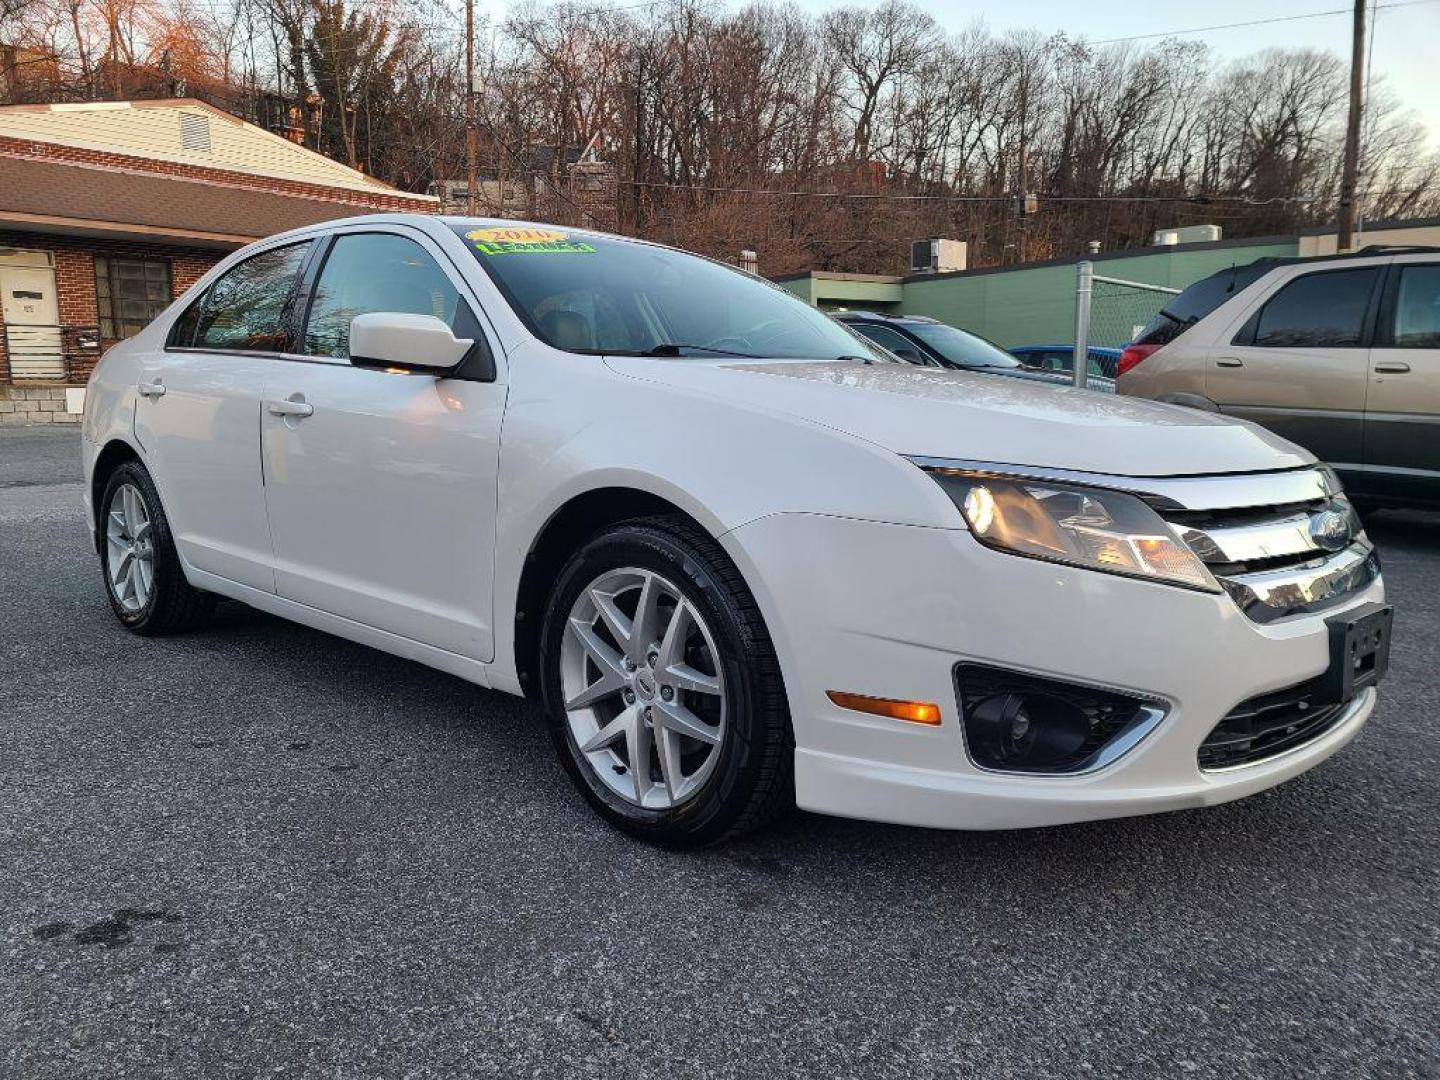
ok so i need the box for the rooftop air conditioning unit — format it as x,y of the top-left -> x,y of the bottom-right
1152,224 -> 1222,247
911,237 -> 967,274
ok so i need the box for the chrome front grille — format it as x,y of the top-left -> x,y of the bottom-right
1146,468 -> 1380,623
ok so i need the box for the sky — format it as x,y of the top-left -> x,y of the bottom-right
473,0 -> 1440,152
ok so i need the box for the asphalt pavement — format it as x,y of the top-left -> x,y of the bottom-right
2,425 -> 1438,1079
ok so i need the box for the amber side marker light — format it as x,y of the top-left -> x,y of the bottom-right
827,691 -> 942,726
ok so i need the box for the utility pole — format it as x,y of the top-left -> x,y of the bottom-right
465,0 -> 478,216
1337,0 -> 1366,252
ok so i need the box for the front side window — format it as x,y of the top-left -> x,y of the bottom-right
96,257 -> 170,339
1392,265 -> 1440,349
450,222 -> 887,362
303,233 -> 463,358
189,242 -> 311,352
1252,268 -> 1380,348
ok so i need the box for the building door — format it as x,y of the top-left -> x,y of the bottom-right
0,250 -> 63,380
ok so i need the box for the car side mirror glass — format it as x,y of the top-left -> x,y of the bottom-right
348,312 -> 473,374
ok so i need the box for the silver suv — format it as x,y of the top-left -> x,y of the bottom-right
1117,247 -> 1440,509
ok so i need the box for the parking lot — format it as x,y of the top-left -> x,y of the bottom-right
2,423 -> 1438,1079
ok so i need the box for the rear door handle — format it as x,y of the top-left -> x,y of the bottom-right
1215,358 -> 1244,368
266,397 -> 314,418
1374,361 -> 1411,374
137,380 -> 166,398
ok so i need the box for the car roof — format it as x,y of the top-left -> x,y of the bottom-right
833,310 -> 938,324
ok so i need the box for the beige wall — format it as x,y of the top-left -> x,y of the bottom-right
1300,222 -> 1440,256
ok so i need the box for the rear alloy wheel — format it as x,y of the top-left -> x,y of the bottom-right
105,481 -> 156,615
540,517 -> 792,846
99,461 -> 214,635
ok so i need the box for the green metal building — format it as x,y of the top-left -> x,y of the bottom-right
774,217 -> 1440,349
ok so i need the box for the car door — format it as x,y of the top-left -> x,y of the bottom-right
1205,263 -> 1385,472
133,239 -> 313,592
259,227 -> 504,661
1363,259 -> 1440,502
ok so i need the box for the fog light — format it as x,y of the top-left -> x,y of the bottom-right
969,693 -> 1090,770
955,664 -> 1166,775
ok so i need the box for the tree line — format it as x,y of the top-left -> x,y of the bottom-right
4,0 -> 1437,274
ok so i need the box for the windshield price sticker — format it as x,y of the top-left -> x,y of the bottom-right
466,227 -> 597,256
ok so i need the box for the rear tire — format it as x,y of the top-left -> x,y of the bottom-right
99,461 -> 215,635
539,516 -> 793,847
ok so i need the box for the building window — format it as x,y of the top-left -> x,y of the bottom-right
95,257 -> 171,339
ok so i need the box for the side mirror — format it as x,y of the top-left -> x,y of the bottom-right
893,346 -> 925,365
349,312 -> 473,374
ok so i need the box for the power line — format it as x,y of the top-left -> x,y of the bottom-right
554,0 -> 667,19
1089,0 -> 1437,45
621,178 -> 1318,206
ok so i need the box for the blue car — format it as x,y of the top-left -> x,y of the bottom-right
1009,344 -> 1122,380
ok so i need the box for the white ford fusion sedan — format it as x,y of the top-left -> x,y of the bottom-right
81,215 -> 1392,846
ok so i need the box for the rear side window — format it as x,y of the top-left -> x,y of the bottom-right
850,323 -> 934,364
302,232 -> 465,358
1392,265 -> 1440,349
1133,261 -> 1276,347
177,242 -> 311,352
1250,268 -> 1380,348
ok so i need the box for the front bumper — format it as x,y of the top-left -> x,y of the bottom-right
722,512 -> 1385,831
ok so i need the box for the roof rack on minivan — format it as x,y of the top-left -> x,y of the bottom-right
1354,245 -> 1440,255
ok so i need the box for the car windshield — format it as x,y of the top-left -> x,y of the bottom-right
449,222 -> 888,362
903,322 -> 1021,369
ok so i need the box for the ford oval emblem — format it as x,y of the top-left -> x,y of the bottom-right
1309,509 -> 1352,552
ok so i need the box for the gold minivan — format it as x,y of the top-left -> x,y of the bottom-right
1117,248 -> 1440,509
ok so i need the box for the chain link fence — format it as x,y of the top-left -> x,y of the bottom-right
1072,263 -> 1180,388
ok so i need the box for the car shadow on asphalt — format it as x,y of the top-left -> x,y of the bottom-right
182,591 -> 1407,910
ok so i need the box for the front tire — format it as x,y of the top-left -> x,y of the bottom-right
539,517 -> 793,847
99,462 -> 214,635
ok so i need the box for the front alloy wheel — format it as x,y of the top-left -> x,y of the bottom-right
561,567 -> 727,809
540,517 -> 793,846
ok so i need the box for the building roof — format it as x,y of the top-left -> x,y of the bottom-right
0,154 -> 418,249
0,99 -> 429,199
774,215 -> 1440,288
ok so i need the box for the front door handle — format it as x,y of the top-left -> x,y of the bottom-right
1215,357 -> 1244,368
1374,361 -> 1411,374
266,397 -> 314,418
137,380 -> 166,398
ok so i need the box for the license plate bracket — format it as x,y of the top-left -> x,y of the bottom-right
1320,602 -> 1393,705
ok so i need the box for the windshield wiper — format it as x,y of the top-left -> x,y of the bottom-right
642,343 -> 762,358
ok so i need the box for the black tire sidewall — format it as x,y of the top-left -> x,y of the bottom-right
539,523 -> 776,846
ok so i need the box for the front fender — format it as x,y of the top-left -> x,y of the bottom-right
487,344 -> 960,688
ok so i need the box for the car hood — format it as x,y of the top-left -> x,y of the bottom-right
605,357 -> 1313,476
994,365 -> 1117,393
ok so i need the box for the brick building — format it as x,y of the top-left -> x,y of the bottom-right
0,99 -> 437,424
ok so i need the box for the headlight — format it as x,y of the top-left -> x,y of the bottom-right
926,469 -> 1219,592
